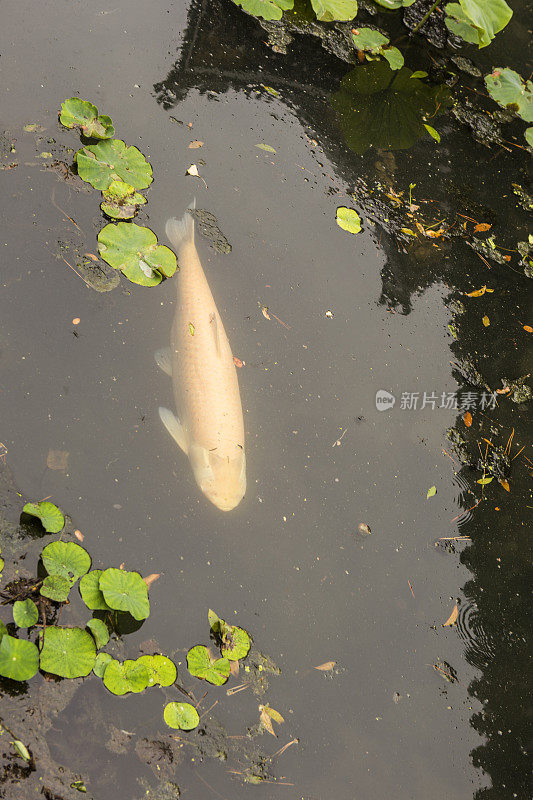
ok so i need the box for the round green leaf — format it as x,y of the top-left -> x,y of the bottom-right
39,627 -> 96,678
187,645 -> 230,686
484,68 -> 533,123
450,0 -> 513,48
352,28 -> 389,53
86,618 -> 110,649
525,127 -> 533,147
101,180 -> 147,220
79,570 -> 111,611
336,207 -> 361,235
40,575 -> 72,602
231,0 -> 294,22
0,635 -> 39,681
23,501 -> 64,533
221,626 -> 251,661
0,620 -> 8,643
374,0 -> 415,7
42,541 -> 91,583
75,139 -> 153,190
98,568 -> 150,620
382,47 -> 404,71
103,658 -> 150,695
163,701 -> 199,730
137,655 -> 177,687
59,98 -> 115,139
93,651 -> 113,678
13,599 -> 38,628
310,0 -> 357,22
97,222 -> 177,286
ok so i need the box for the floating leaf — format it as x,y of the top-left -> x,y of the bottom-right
485,67 -> 532,121
382,47 -> 404,71
79,570 -> 111,610
103,658 -> 150,695
482,315 -> 490,327
443,604 -> 458,626
231,0 -> 294,22
526,128 -> 533,147
427,485 -> 437,498
0,635 -> 39,681
23,501 -> 64,533
208,610 -> 251,660
59,98 -> 115,139
100,180 -> 147,220
98,568 -> 150,620
187,645 -> 230,686
142,573 -> 161,589
336,207 -> 361,234
164,701 -> 199,730
259,704 -> 284,735
352,28 -> 390,53
311,0 -> 358,22
0,620 -> 7,643
42,541 -> 91,583
498,478 -> 510,492
97,222 -> 176,286
466,285 -> 492,297
87,618 -> 110,649
314,661 -> 336,671
374,0 -> 416,7
188,140 -> 204,148
446,1 -> 513,48
93,651 -> 113,678
474,222 -> 492,232
13,599 -> 38,628
40,575 -> 71,602
39,627 -> 96,678
463,411 -> 473,427
255,143 -> 276,153
410,70 -> 428,79
137,655 -> 177,687
523,325 -> 533,333
477,476 -> 493,485
76,139 -> 153,191
12,740 -> 31,762
424,124 -> 441,143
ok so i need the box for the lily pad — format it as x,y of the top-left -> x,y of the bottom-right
310,0 -> 357,22
336,207 -> 362,234
208,610 -> 251,661
59,98 -> 115,139
39,627 -> 96,678
13,599 -> 38,628
40,575 -> 71,602
23,501 -> 64,533
352,28 -> 389,53
137,655 -> 177,687
87,618 -> 110,649
93,651 -> 113,678
0,620 -> 7,643
97,222 -> 177,286
163,702 -> 199,730
98,568 -> 150,620
79,570 -> 111,611
0,635 -> 39,681
484,68 -> 533,122
103,658 -> 150,695
231,0 -> 294,22
101,180 -> 147,219
75,139 -> 153,191
374,0 -> 415,7
445,0 -> 512,48
331,62 -> 451,153
42,541 -> 91,583
187,645 -> 230,686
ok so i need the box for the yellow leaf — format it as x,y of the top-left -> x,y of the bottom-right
498,478 -> 510,492
482,315 -> 490,327
315,661 -> 336,671
400,228 -> 416,236
188,140 -> 203,148
443,604 -> 458,627
474,222 -> 491,232
477,476 -> 493,485
523,325 -> 533,333
259,707 -> 276,736
463,411 -> 472,427
466,286 -> 487,297
261,306 -> 271,321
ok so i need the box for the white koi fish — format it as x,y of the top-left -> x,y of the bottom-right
156,204 -> 246,511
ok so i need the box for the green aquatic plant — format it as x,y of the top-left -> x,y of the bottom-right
100,180 -> 147,219
59,98 -> 115,139
310,0 -> 357,22
42,541 -> 91,583
137,655 -> 177,687
98,567 -> 150,620
208,609 -> 252,661
444,0 -> 512,48
13,599 -> 38,628
373,0 -> 414,7
163,701 -> 200,730
75,139 -> 153,191
336,207 -> 362,234
187,645 -> 231,685
352,27 -> 404,70
97,222 -> 177,286
23,500 -> 64,533
232,0 -> 294,20
484,68 -> 533,147
103,658 -> 150,695
79,569 -> 111,610
0,635 -> 39,681
86,618 -> 110,649
41,575 -> 72,602
93,651 -> 113,678
39,626 -> 96,678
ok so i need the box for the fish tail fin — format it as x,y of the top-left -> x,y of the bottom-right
166,199 -> 195,250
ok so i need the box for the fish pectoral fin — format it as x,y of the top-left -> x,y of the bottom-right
155,347 -> 172,377
188,444 -> 213,485
158,407 -> 188,454
209,313 -> 221,357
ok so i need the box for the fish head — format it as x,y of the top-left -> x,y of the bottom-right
189,444 -> 246,511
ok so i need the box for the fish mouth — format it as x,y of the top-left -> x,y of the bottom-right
207,494 -> 244,512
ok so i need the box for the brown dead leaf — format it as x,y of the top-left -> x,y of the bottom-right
443,604 -> 458,627
425,228 -> 445,238
523,325 -> 533,333
261,306 -> 271,321
46,450 -> 69,471
463,411 -> 472,427
143,573 -> 161,589
233,356 -> 244,368
230,660 -> 240,678
74,529 -> 84,542
466,285 -> 491,297
498,478 -> 510,492
314,661 -> 336,671
83,253 -> 99,262
188,140 -> 203,149
119,562 -> 125,570
474,222 -> 492,232
259,707 -> 276,736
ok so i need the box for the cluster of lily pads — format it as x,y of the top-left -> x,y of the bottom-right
0,500 -> 252,734
58,97 -> 176,286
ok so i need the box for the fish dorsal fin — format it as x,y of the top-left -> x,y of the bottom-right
155,347 -> 172,377
158,406 -> 188,454
209,313 -> 221,357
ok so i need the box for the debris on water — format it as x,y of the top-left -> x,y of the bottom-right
450,56 -> 481,77
46,450 -> 69,471
188,140 -> 203,148
499,375 -> 532,404
191,208 -> 232,253
482,315 -> 490,327
233,356 -> 245,368
427,485 -> 437,499
325,310 -> 334,318
259,704 -> 284,736
357,523 -> 371,535
255,143 -> 276,153
143,573 -> 161,589
314,661 -> 336,671
392,692 -> 402,704
443,604 -> 459,627
186,163 -> 207,188
433,659 -> 458,683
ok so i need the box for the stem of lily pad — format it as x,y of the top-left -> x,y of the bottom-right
410,0 -> 443,36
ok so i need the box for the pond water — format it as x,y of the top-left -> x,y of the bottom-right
1,1 -> 531,799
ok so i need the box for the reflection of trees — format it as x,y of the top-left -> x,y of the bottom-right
154,4 -> 531,797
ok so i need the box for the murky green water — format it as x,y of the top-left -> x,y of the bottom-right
1,1 -> 531,798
